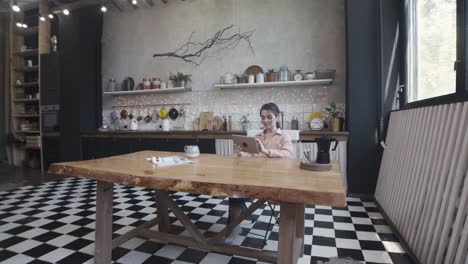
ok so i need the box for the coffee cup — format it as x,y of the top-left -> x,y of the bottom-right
184,145 -> 200,158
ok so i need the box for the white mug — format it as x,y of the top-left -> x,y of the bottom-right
248,74 -> 255,84
184,145 -> 200,157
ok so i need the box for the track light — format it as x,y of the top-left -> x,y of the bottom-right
12,1 -> 20,12
101,5 -> 107,12
22,23 -> 28,28
48,14 -> 54,19
132,0 -> 137,5
39,15 -> 46,22
63,9 -> 70,15
16,22 -> 22,27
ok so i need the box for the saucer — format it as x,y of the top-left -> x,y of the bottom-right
186,153 -> 200,158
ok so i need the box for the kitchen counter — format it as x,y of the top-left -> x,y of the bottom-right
81,130 -> 348,141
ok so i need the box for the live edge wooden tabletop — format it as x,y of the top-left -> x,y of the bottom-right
49,151 -> 346,207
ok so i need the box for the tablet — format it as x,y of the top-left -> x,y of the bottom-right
232,135 -> 260,154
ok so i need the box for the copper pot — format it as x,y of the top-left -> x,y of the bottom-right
120,109 -> 128,119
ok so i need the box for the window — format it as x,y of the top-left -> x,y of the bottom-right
405,0 -> 465,105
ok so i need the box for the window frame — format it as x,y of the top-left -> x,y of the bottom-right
402,0 -> 468,110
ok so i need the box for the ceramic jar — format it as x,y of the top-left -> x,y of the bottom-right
256,72 -> 264,83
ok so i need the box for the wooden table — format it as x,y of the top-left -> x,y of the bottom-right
49,151 -> 345,264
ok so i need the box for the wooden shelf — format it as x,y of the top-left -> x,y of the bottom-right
104,87 -> 192,96
16,49 -> 38,57
21,146 -> 42,150
15,66 -> 39,73
13,98 -> 40,103
15,131 -> 40,134
15,26 -> 39,36
16,82 -> 39,88
13,114 -> 40,118
215,79 -> 333,89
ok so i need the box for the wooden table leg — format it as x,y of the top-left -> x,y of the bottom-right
278,202 -> 301,264
296,204 -> 305,257
155,190 -> 170,232
95,181 -> 113,264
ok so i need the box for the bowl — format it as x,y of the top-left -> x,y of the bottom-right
314,69 -> 336,80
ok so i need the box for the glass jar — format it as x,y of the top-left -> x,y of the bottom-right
106,79 -> 116,92
276,65 -> 292,82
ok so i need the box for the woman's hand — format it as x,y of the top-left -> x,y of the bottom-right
233,144 -> 242,156
255,139 -> 269,156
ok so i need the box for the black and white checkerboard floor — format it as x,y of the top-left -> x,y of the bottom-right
0,177 -> 414,264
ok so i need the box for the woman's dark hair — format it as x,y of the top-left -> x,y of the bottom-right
260,103 -> 281,129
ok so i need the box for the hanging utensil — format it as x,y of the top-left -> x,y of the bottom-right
152,108 -> 160,122
120,109 -> 128,119
179,107 -> 185,117
137,109 -> 143,122
159,107 -> 168,119
169,106 -> 179,120
144,109 -> 152,123
128,108 -> 134,119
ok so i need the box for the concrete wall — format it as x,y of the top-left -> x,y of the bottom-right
101,0 -> 345,130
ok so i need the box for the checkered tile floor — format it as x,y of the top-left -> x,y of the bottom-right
0,177 -> 414,264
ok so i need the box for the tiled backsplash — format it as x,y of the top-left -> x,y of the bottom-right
102,86 -> 341,131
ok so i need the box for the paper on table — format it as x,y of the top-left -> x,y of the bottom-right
146,156 -> 194,167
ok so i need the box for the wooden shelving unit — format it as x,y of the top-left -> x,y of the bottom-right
16,49 -> 39,57
15,26 -> 39,36
9,10 -> 44,170
13,114 -> 40,118
15,66 -> 39,72
15,82 -> 39,88
13,98 -> 40,103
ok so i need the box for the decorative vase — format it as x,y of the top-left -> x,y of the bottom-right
242,123 -> 250,131
178,80 -> 186,88
266,72 -> 276,82
331,117 -> 340,132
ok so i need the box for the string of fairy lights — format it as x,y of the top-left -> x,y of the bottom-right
11,0 -> 137,28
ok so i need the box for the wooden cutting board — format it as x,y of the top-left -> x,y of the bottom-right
213,116 -> 224,131
199,112 -> 214,131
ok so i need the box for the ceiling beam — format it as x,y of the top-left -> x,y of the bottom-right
127,0 -> 138,9
110,0 -> 122,12
51,0 -> 102,13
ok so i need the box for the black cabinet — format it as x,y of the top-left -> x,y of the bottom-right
81,137 -> 216,160
42,137 -> 61,170
59,7 -> 102,162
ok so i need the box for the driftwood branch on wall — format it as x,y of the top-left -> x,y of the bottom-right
153,25 -> 255,65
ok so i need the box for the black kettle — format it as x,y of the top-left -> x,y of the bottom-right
314,137 -> 338,164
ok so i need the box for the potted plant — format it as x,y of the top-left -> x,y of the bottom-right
323,102 -> 344,132
170,72 -> 192,88
241,114 -> 250,131
266,69 -> 276,82
236,73 -> 248,84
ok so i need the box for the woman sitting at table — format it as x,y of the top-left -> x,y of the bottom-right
226,102 -> 293,244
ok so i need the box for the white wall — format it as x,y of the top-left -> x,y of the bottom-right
102,0 -> 345,130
